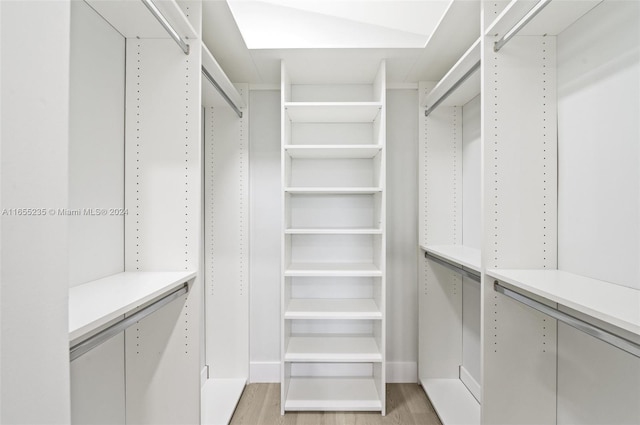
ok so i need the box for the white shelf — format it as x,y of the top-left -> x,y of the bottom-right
423,38 -> 481,109
421,378 -> 480,425
285,227 -> 382,235
85,0 -> 197,40
487,269 -> 640,336
285,336 -> 382,362
285,299 -> 382,320
284,102 -> 382,123
284,145 -> 382,159
201,378 -> 246,425
485,0 -> 602,38
285,187 -> 382,195
69,271 -> 196,341
422,244 -> 481,272
201,42 -> 245,110
285,262 -> 382,277
285,377 -> 382,411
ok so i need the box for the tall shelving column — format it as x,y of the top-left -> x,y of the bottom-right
280,61 -> 387,414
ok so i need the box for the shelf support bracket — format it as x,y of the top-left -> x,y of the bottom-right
70,282 -> 190,361
494,281 -> 640,358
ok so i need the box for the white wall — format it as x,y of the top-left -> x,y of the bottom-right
248,89 -> 419,382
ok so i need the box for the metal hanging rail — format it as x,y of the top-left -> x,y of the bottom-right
141,0 -> 190,55
494,0 -> 553,52
202,66 -> 244,118
494,281 -> 640,359
424,60 -> 480,117
425,251 -> 481,283
70,282 -> 190,361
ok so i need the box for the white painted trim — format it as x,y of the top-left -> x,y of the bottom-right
250,361 -> 281,383
460,365 -> 481,403
386,362 -> 417,383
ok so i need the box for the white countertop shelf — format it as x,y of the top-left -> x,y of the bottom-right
285,377 -> 382,411
421,378 -> 480,425
487,269 -> 640,336
285,336 -> 382,362
284,102 -> 382,123
285,299 -> 382,320
85,0 -> 197,40
284,145 -> 382,159
285,262 -> 382,277
285,227 -> 382,235
422,244 -> 481,272
285,187 -> 382,195
485,0 -> 602,38
201,378 -> 246,425
422,37 -> 480,110
69,271 -> 196,341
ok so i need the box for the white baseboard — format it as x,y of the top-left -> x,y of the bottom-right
459,365 -> 481,402
386,362 -> 418,383
249,361 -> 280,383
249,361 -> 418,383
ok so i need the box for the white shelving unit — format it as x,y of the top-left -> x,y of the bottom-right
480,1 -> 639,424
418,27 -> 483,425
281,60 -> 387,414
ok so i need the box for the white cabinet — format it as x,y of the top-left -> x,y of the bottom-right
280,61 -> 387,414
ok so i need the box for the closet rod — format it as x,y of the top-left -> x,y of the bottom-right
425,252 -> 480,283
494,0 -> 552,52
202,66 -> 243,118
424,60 -> 480,117
70,282 -> 190,361
494,282 -> 640,359
141,0 -> 190,55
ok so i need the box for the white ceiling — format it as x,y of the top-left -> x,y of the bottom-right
201,0 -> 480,84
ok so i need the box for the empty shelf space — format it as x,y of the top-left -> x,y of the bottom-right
285,227 -> 382,235
284,145 -> 382,159
85,0 -> 197,40
201,378 -> 246,425
487,269 -> 640,336
285,299 -> 382,320
285,336 -> 382,362
284,102 -> 382,123
285,377 -> 382,411
69,271 -> 196,341
422,244 -> 481,272
421,378 -> 480,425
285,262 -> 382,277
285,187 -> 382,195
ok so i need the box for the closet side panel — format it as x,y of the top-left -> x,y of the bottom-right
204,85 -> 249,379
123,38 -> 202,424
481,36 -> 558,425
69,2 -> 126,423
0,1 -> 71,422
557,2 -> 640,424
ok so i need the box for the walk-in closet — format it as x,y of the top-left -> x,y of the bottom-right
1,0 -> 638,424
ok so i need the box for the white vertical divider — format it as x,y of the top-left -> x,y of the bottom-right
204,84 -> 249,380
480,33 -> 558,424
123,35 -> 202,424
0,2 -> 71,422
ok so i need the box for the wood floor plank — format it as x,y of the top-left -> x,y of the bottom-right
229,383 -> 442,425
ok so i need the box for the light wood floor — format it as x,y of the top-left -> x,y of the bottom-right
229,383 -> 442,425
